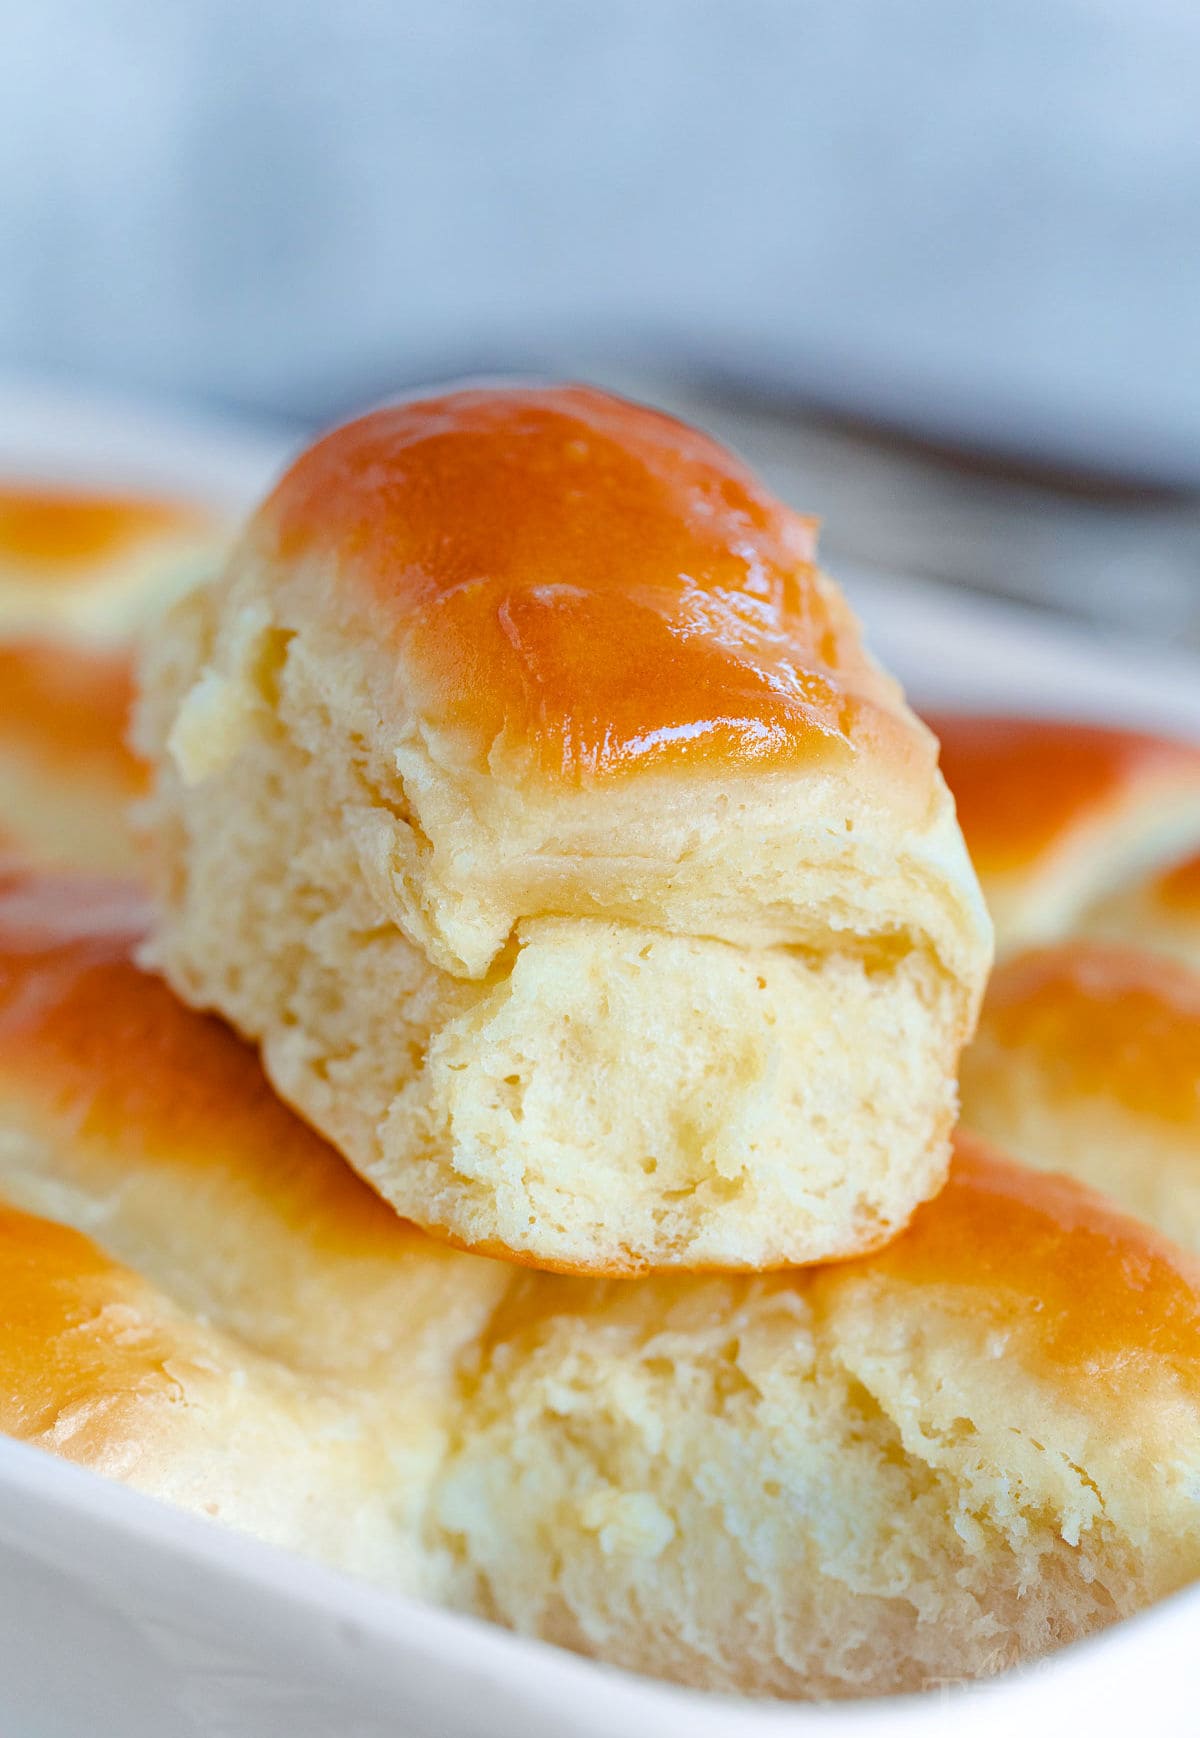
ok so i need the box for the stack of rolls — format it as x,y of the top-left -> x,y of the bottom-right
4,383 -> 1200,1702
930,714 -> 1200,958
5,864 -> 1199,1697
0,481 -> 224,871
934,713 -> 1200,1261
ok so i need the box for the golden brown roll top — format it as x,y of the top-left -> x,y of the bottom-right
0,1198 -> 427,1585
160,383 -> 984,980
962,941 -> 1200,1254
972,943 -> 1200,1124
0,481 -> 227,873
0,483 -> 219,644
0,1201 -> 200,1456
832,1124 -> 1200,1388
137,384 -> 990,1273
1,866 -> 1198,1697
259,384 -> 924,788
0,866 -> 508,1385
931,714 -> 1200,954
934,710 -> 1200,1255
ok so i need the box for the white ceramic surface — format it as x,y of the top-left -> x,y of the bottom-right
2,381 -> 1198,1736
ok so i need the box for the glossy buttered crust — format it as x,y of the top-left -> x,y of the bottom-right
0,483 -> 221,643
962,941 -> 1200,1254
930,714 -> 1200,953
137,384 -> 991,1273
0,1202 -> 414,1580
938,715 -> 1200,1255
942,710 -> 1200,1256
932,712 -> 1196,959
1,869 -> 1197,1698
255,385 -> 920,788
0,483 -> 226,873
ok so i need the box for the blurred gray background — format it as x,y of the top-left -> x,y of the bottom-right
4,0 -> 1200,635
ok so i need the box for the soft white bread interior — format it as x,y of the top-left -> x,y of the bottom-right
136,383 -> 990,1273
1,866 -> 1196,1700
436,1144 -> 1200,1695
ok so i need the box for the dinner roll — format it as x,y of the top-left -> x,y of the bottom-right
1081,850 -> 1200,971
0,1201 -> 407,1585
0,483 -> 218,644
2,867 -> 1197,1699
437,1134 -> 1200,1695
930,714 -> 1200,954
137,383 -> 990,1272
0,641 -> 145,873
961,941 -> 1200,1253
0,866 -> 508,1380
0,482 -> 226,871
0,864 -> 517,1595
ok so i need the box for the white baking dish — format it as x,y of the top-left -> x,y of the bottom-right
2,378 -> 1198,1736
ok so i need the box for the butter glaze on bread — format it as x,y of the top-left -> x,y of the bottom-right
1,867 -> 1197,1697
0,483 -> 219,645
0,1202 -> 410,1582
962,941 -> 1200,1254
258,385 -> 915,789
0,867 -> 506,1384
930,714 -> 1200,954
0,482 -> 225,871
137,383 -> 990,1272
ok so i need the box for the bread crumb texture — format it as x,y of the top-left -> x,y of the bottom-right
134,508 -> 987,1270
